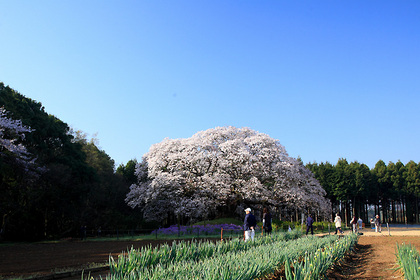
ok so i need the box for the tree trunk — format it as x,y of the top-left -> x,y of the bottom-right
364,203 -> 368,225
403,198 -> 407,224
391,200 -> 395,223
44,208 -> 48,238
352,197 -> 356,216
344,201 -> 348,227
398,201 -> 401,223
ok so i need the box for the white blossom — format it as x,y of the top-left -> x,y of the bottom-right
126,126 -> 331,222
0,107 -> 33,160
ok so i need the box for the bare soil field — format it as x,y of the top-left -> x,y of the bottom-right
327,237 -> 419,279
0,238 -> 208,279
0,228 -> 419,280
326,227 -> 420,279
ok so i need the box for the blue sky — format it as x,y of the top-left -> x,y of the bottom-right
1,1 -> 419,169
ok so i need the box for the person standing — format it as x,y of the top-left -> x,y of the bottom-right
374,214 -> 381,233
306,214 -> 314,235
357,217 -> 363,230
244,208 -> 257,242
334,213 -> 344,234
262,208 -> 272,235
350,215 -> 357,233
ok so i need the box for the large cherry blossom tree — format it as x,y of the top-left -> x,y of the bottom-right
126,126 -> 331,222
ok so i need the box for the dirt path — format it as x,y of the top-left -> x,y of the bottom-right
327,234 -> 420,279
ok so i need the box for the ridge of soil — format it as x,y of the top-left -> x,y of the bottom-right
326,243 -> 373,279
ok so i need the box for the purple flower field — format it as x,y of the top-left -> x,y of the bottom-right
151,224 -> 243,236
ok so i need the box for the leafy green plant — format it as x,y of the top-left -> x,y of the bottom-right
396,243 -> 420,280
107,231 -> 345,280
285,233 -> 358,280
109,230 -> 303,277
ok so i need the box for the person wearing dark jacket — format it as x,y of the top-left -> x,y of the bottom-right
262,208 -> 272,234
306,214 -> 314,235
244,208 -> 257,242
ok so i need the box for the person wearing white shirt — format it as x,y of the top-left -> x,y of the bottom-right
334,213 -> 344,234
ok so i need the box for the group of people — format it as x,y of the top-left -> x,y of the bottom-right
335,213 -> 381,234
371,215 -> 382,233
243,208 -> 316,241
244,208 -> 383,241
243,207 -> 272,242
334,214 -> 362,234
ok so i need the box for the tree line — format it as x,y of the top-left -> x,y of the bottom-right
0,83 -> 148,241
306,159 -> 420,226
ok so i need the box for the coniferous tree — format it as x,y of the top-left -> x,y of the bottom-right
0,83 -> 94,240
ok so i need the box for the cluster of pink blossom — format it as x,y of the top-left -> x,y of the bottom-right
0,107 -> 33,162
126,126 -> 331,222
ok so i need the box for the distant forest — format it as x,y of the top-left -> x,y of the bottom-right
307,159 -> 420,227
0,82 -> 146,241
1,82 -> 419,241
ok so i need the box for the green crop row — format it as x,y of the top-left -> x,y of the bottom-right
285,233 -> 358,279
109,229 -> 302,277
106,233 -> 348,280
396,243 -> 420,280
